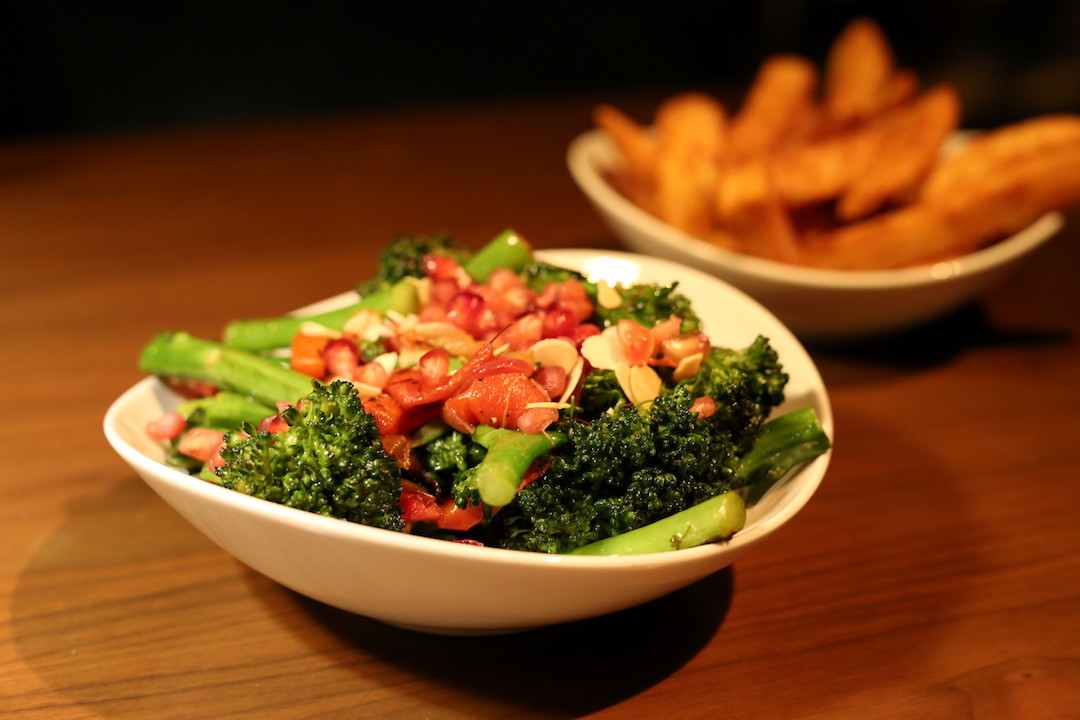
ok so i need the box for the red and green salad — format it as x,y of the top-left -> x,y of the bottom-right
139,230 -> 829,555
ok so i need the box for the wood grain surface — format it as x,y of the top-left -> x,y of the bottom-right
1,95 -> 1077,719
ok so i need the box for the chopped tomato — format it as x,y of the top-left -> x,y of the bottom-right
436,500 -> 486,531
176,427 -> 226,462
258,414 -> 289,433
441,372 -> 556,433
617,319 -> 656,366
397,480 -> 442,524
146,411 -> 186,442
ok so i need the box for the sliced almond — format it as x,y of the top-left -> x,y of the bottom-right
531,338 -> 579,373
297,321 -> 342,338
628,364 -> 663,407
414,321 -> 464,338
614,361 -> 633,401
342,308 -> 386,342
524,401 -> 571,410
596,280 -> 623,310
581,326 -> 627,369
370,352 -> 399,373
351,381 -> 385,399
559,357 -> 585,404
673,351 -> 705,381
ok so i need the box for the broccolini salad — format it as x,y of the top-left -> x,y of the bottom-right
139,230 -> 830,555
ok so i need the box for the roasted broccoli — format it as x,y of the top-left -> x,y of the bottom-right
477,336 -> 818,554
595,281 -> 701,332
486,385 -> 740,553
214,380 -> 405,531
680,336 -> 789,454
355,233 -> 469,296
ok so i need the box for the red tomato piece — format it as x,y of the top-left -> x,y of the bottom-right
397,481 -> 441,524
436,500 -> 486,531
441,372 -> 555,433
617,318 -> 656,365
146,411 -> 186,442
176,427 -> 226,462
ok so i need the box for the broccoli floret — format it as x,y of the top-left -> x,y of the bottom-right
214,380 -> 405,532
572,368 -> 628,419
356,233 -> 469,296
521,261 -> 593,294
488,385 -> 738,553
596,282 -> 701,333
415,429 -> 487,502
679,336 -> 788,453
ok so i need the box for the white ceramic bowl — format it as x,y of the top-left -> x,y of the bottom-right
568,129 -> 1063,340
104,249 -> 832,635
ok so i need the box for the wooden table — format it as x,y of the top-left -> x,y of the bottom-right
2,96 -> 1078,719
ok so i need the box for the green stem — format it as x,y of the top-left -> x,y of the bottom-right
472,425 -> 565,507
733,407 -> 831,489
178,391 -> 276,430
569,491 -> 747,556
462,229 -> 533,282
139,331 -> 315,406
222,279 -> 419,351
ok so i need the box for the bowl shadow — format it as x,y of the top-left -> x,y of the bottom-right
268,567 -> 734,718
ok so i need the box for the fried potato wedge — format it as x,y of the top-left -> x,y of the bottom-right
728,54 -> 820,160
716,160 -> 800,263
821,17 -> 897,131
837,83 -> 961,221
921,115 -> 1080,202
653,93 -> 727,237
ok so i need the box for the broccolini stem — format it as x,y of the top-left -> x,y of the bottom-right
733,407 -> 831,489
569,491 -> 747,556
462,229 -> 533,282
178,391 -> 276,430
139,331 -> 315,406
222,278 -> 420,351
472,425 -> 566,507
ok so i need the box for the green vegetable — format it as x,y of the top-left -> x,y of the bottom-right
355,233 -> 470,297
221,278 -> 419,352
595,282 -> 701,333
570,491 -> 746,556
221,230 -> 531,352
462,229 -> 533,282
214,380 -> 405,531
177,392 -> 276,431
139,331 -> 314,406
471,426 -> 566,507
487,385 -> 744,554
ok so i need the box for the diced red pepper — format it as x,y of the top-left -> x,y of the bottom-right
436,500 -> 486,531
397,480 -> 442,524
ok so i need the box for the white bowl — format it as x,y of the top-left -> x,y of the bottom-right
104,249 -> 832,635
568,129 -> 1063,340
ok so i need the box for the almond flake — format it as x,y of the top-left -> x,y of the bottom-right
673,352 -> 705,381
531,338 -> 579,373
297,321 -> 342,338
596,280 -> 623,310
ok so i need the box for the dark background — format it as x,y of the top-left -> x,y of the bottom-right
1,0 -> 1077,141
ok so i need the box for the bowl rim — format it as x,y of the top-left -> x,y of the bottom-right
567,128 -> 1064,290
104,248 -> 832,572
